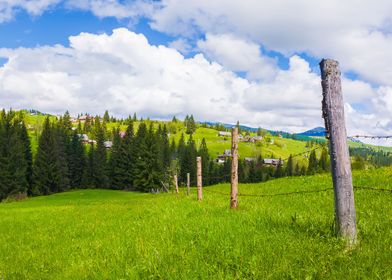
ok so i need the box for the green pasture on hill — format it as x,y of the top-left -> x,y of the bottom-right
1,168 -> 391,279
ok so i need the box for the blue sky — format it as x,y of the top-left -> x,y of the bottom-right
1,0 -> 392,136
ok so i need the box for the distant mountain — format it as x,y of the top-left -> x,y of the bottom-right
298,127 -> 326,137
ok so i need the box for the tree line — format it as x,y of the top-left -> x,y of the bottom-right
0,109 -> 333,201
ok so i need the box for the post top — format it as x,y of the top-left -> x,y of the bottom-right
319,59 -> 339,68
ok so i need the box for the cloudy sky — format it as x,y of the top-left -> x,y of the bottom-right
1,0 -> 392,136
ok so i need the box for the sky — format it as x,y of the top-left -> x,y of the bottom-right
1,0 -> 392,137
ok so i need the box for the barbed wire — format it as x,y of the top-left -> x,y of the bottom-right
202,185 -> 391,198
348,135 -> 392,139
282,146 -> 322,162
303,129 -> 392,140
353,186 -> 392,193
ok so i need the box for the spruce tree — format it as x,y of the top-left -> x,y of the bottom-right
33,117 -> 69,195
307,149 -> 318,175
285,154 -> 294,176
103,110 -> 110,123
134,123 -> 163,192
92,119 -> 109,188
18,121 -> 33,194
319,147 -> 329,172
198,138 -> 210,185
68,131 -> 86,188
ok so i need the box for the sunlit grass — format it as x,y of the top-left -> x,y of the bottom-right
1,168 -> 391,279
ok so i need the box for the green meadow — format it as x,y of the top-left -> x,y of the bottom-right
1,168 -> 391,279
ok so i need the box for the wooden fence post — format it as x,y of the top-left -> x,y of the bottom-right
320,59 -> 357,244
230,125 -> 239,209
187,173 -> 190,196
174,173 -> 179,194
196,157 -> 202,201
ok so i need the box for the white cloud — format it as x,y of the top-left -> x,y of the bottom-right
148,0 -> 392,87
168,38 -> 192,55
1,27 -> 392,135
197,33 -> 277,81
0,0 -> 60,22
65,0 -> 157,21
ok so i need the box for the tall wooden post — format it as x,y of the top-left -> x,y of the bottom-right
196,157 -> 202,201
174,173 -> 179,194
230,125 -> 239,209
320,59 -> 357,244
187,173 -> 190,196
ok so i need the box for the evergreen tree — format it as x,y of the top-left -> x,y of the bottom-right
92,119 -> 109,188
180,134 -> 197,185
274,159 -> 284,178
103,110 -> 110,123
285,154 -> 294,176
307,149 -> 318,175
160,125 -> 171,169
33,117 -> 69,195
68,131 -> 86,188
19,121 -> 33,193
319,147 -> 329,172
198,138 -> 210,185
0,113 -> 29,199
134,123 -> 163,192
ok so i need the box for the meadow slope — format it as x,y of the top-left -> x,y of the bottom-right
0,168 -> 391,279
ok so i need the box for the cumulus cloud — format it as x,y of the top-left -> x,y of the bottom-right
149,0 -> 392,87
0,0 -> 60,22
1,28 -> 389,135
197,33 -> 277,81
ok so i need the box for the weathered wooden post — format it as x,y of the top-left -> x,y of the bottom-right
230,125 -> 239,209
187,173 -> 190,196
173,173 -> 179,194
196,157 -> 202,201
320,59 -> 357,244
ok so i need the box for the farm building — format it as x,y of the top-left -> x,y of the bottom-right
216,149 -> 233,164
263,159 -> 283,166
77,134 -> 89,143
244,157 -> 256,163
218,131 -> 231,137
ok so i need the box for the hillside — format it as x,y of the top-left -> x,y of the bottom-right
1,168 -> 391,279
23,111 -> 320,164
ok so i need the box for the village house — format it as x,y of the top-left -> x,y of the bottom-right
218,131 -> 231,137
244,157 -> 256,163
78,115 -> 93,122
263,159 -> 284,166
242,135 -> 263,143
77,134 -> 89,143
216,149 -> 233,164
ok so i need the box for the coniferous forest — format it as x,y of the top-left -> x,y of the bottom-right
1,109 -> 387,201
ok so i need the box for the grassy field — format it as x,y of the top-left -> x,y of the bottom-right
1,168 -> 391,279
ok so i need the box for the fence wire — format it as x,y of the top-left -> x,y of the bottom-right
202,185 -> 391,198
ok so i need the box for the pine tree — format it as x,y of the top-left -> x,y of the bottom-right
68,131 -> 86,188
198,138 -> 210,185
285,154 -> 294,176
103,110 -> 110,123
307,149 -> 318,175
134,123 -> 163,192
92,119 -> 109,188
319,147 -> 329,172
274,159 -> 284,178
180,134 -> 197,185
160,125 -> 171,169
0,113 -> 29,199
33,117 -> 69,195
19,121 -> 33,193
